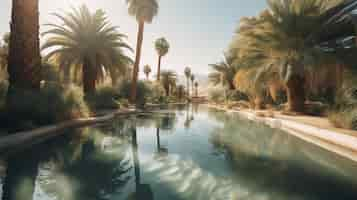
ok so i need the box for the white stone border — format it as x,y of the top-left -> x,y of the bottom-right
210,105 -> 357,162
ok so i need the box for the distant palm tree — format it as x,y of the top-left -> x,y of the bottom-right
209,54 -> 237,90
190,74 -> 195,97
7,0 -> 41,99
184,67 -> 191,97
155,38 -> 170,81
194,82 -> 199,97
160,70 -> 177,96
42,5 -> 133,94
126,0 -> 159,103
177,85 -> 185,100
144,64 -> 152,80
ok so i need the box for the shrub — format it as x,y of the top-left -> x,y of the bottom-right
208,87 -> 225,103
117,80 -> 150,108
86,86 -> 120,110
2,83 -> 89,130
0,80 -> 8,107
328,88 -> 357,130
328,106 -> 357,130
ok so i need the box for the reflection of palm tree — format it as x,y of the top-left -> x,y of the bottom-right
155,128 -> 168,159
129,125 -> 154,200
2,154 -> 39,200
37,129 -> 132,200
184,104 -> 191,129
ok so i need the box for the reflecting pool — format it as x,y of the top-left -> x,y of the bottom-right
1,104 -> 357,200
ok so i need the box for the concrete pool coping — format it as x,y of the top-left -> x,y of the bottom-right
0,108 -> 138,154
207,104 -> 357,163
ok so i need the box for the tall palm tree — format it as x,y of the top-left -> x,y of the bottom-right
126,0 -> 159,103
42,5 -> 133,94
7,0 -> 41,100
144,64 -> 152,80
155,37 -> 170,81
194,82 -> 199,97
184,67 -> 191,97
190,74 -> 195,97
160,70 -> 177,96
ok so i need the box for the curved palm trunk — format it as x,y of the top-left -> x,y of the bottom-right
82,59 -> 96,95
157,55 -> 162,81
130,21 -> 145,103
286,75 -> 305,112
7,0 -> 41,103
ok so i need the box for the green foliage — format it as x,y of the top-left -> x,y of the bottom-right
117,80 -> 150,108
328,106 -> 357,130
208,87 -> 225,103
155,38 -> 170,57
86,86 -> 121,110
126,0 -> 158,23
2,84 -> 89,130
209,54 -> 237,90
328,86 -> 357,129
42,5 -> 133,89
0,80 -> 8,107
160,70 -> 177,96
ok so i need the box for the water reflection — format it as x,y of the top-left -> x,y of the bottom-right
1,106 -> 357,200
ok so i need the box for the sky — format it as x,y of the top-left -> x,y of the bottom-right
0,0 -> 267,78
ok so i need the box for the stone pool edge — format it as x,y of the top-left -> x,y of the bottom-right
207,104 -> 357,163
0,108 -> 138,154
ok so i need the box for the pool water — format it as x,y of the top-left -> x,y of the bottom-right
1,104 -> 357,200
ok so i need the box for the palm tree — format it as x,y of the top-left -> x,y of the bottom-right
42,5 -> 133,94
235,0 -> 338,112
177,85 -> 185,100
184,67 -> 191,97
160,70 -> 177,96
194,82 -> 199,97
190,74 -> 195,97
155,38 -> 170,81
209,54 -> 237,90
126,0 -> 159,103
7,0 -> 41,101
144,64 -> 152,80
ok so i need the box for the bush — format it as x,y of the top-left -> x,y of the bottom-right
2,83 -> 89,130
86,86 -> 120,110
208,87 -> 225,103
328,88 -> 357,130
227,90 -> 249,102
0,80 -> 8,107
117,80 -> 151,108
328,106 -> 357,130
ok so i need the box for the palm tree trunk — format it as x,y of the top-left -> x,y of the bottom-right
157,55 -> 162,81
186,79 -> 190,98
286,75 -> 305,112
83,59 -> 96,95
130,21 -> 145,103
7,0 -> 41,103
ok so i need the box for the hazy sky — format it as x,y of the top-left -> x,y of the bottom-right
0,0 -> 266,78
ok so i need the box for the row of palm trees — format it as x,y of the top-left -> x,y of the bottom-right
4,0 -> 161,106
210,0 -> 357,112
